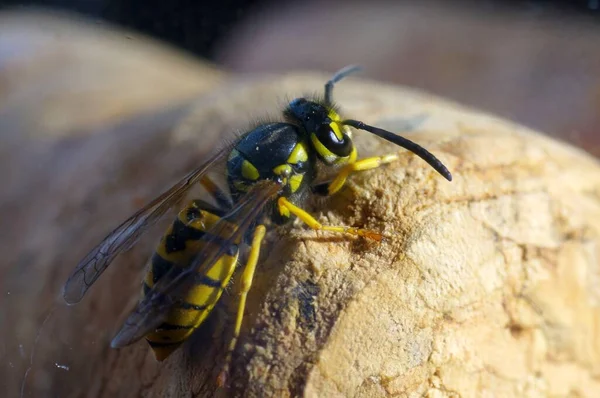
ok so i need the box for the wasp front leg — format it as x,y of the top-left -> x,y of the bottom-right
325,153 -> 401,196
278,197 -> 382,241
217,224 -> 267,387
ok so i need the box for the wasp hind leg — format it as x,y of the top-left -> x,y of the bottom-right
217,224 -> 267,387
278,197 -> 383,241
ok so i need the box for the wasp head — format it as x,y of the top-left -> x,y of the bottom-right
285,97 -> 356,165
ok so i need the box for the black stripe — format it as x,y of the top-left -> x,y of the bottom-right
157,322 -> 194,331
151,247 -> 237,286
164,218 -> 206,254
196,274 -> 222,288
188,234 -> 238,257
147,340 -> 181,348
164,215 -> 240,257
151,253 -> 174,284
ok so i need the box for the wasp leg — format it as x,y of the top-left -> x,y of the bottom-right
217,224 -> 267,387
326,153 -> 400,195
200,175 -> 233,209
278,197 -> 382,241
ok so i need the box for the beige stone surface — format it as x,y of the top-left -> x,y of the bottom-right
2,11 -> 600,398
0,10 -> 224,140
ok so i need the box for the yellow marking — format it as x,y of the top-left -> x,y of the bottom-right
145,303 -> 216,362
156,240 -> 201,264
146,250 -> 237,360
146,250 -> 237,352
186,284 -> 220,308
182,209 -> 239,242
206,254 -> 237,282
160,306 -> 208,328
193,210 -> 221,229
328,153 -> 398,195
289,173 -> 303,193
176,208 -> 217,229
311,126 -> 356,165
349,146 -> 358,163
287,142 -> 309,164
157,206 -> 240,263
155,224 -> 188,263
218,225 -> 267,387
343,124 -> 353,138
242,160 -> 260,180
273,164 -> 292,176
187,254 -> 238,307
330,121 -> 343,140
277,197 -> 382,241
311,133 -> 336,163
145,201 -> 241,362
327,109 -> 341,121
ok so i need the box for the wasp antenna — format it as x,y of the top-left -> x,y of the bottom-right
324,65 -> 363,106
343,119 -> 453,181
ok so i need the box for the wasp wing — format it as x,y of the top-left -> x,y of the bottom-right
62,147 -> 232,305
110,180 -> 282,348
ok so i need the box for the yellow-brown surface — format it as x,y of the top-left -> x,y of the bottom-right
2,11 -> 600,398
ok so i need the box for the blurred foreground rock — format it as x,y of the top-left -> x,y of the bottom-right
2,11 -> 600,398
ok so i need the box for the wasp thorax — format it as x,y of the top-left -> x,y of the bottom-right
286,98 -> 355,164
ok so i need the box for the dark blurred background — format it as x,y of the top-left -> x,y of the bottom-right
1,0 -> 599,155
0,0 -> 598,62
0,0 -> 600,60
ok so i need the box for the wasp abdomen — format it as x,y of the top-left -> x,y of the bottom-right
141,201 -> 239,361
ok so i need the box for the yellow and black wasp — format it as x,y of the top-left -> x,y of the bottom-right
62,65 -> 452,384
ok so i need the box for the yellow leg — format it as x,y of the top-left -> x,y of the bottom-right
217,224 -> 267,387
278,197 -> 382,241
328,153 -> 399,195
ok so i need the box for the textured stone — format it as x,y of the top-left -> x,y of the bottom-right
3,11 -> 600,398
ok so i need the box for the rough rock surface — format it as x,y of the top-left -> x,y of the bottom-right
3,11 -> 600,398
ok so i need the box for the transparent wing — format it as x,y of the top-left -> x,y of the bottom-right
62,147 -> 232,305
110,180 -> 282,348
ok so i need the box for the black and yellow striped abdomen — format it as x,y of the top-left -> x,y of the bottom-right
142,200 -> 239,361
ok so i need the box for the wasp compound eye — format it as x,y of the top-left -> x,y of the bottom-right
316,124 -> 352,157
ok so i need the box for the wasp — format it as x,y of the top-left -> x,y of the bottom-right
62,65 -> 452,385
